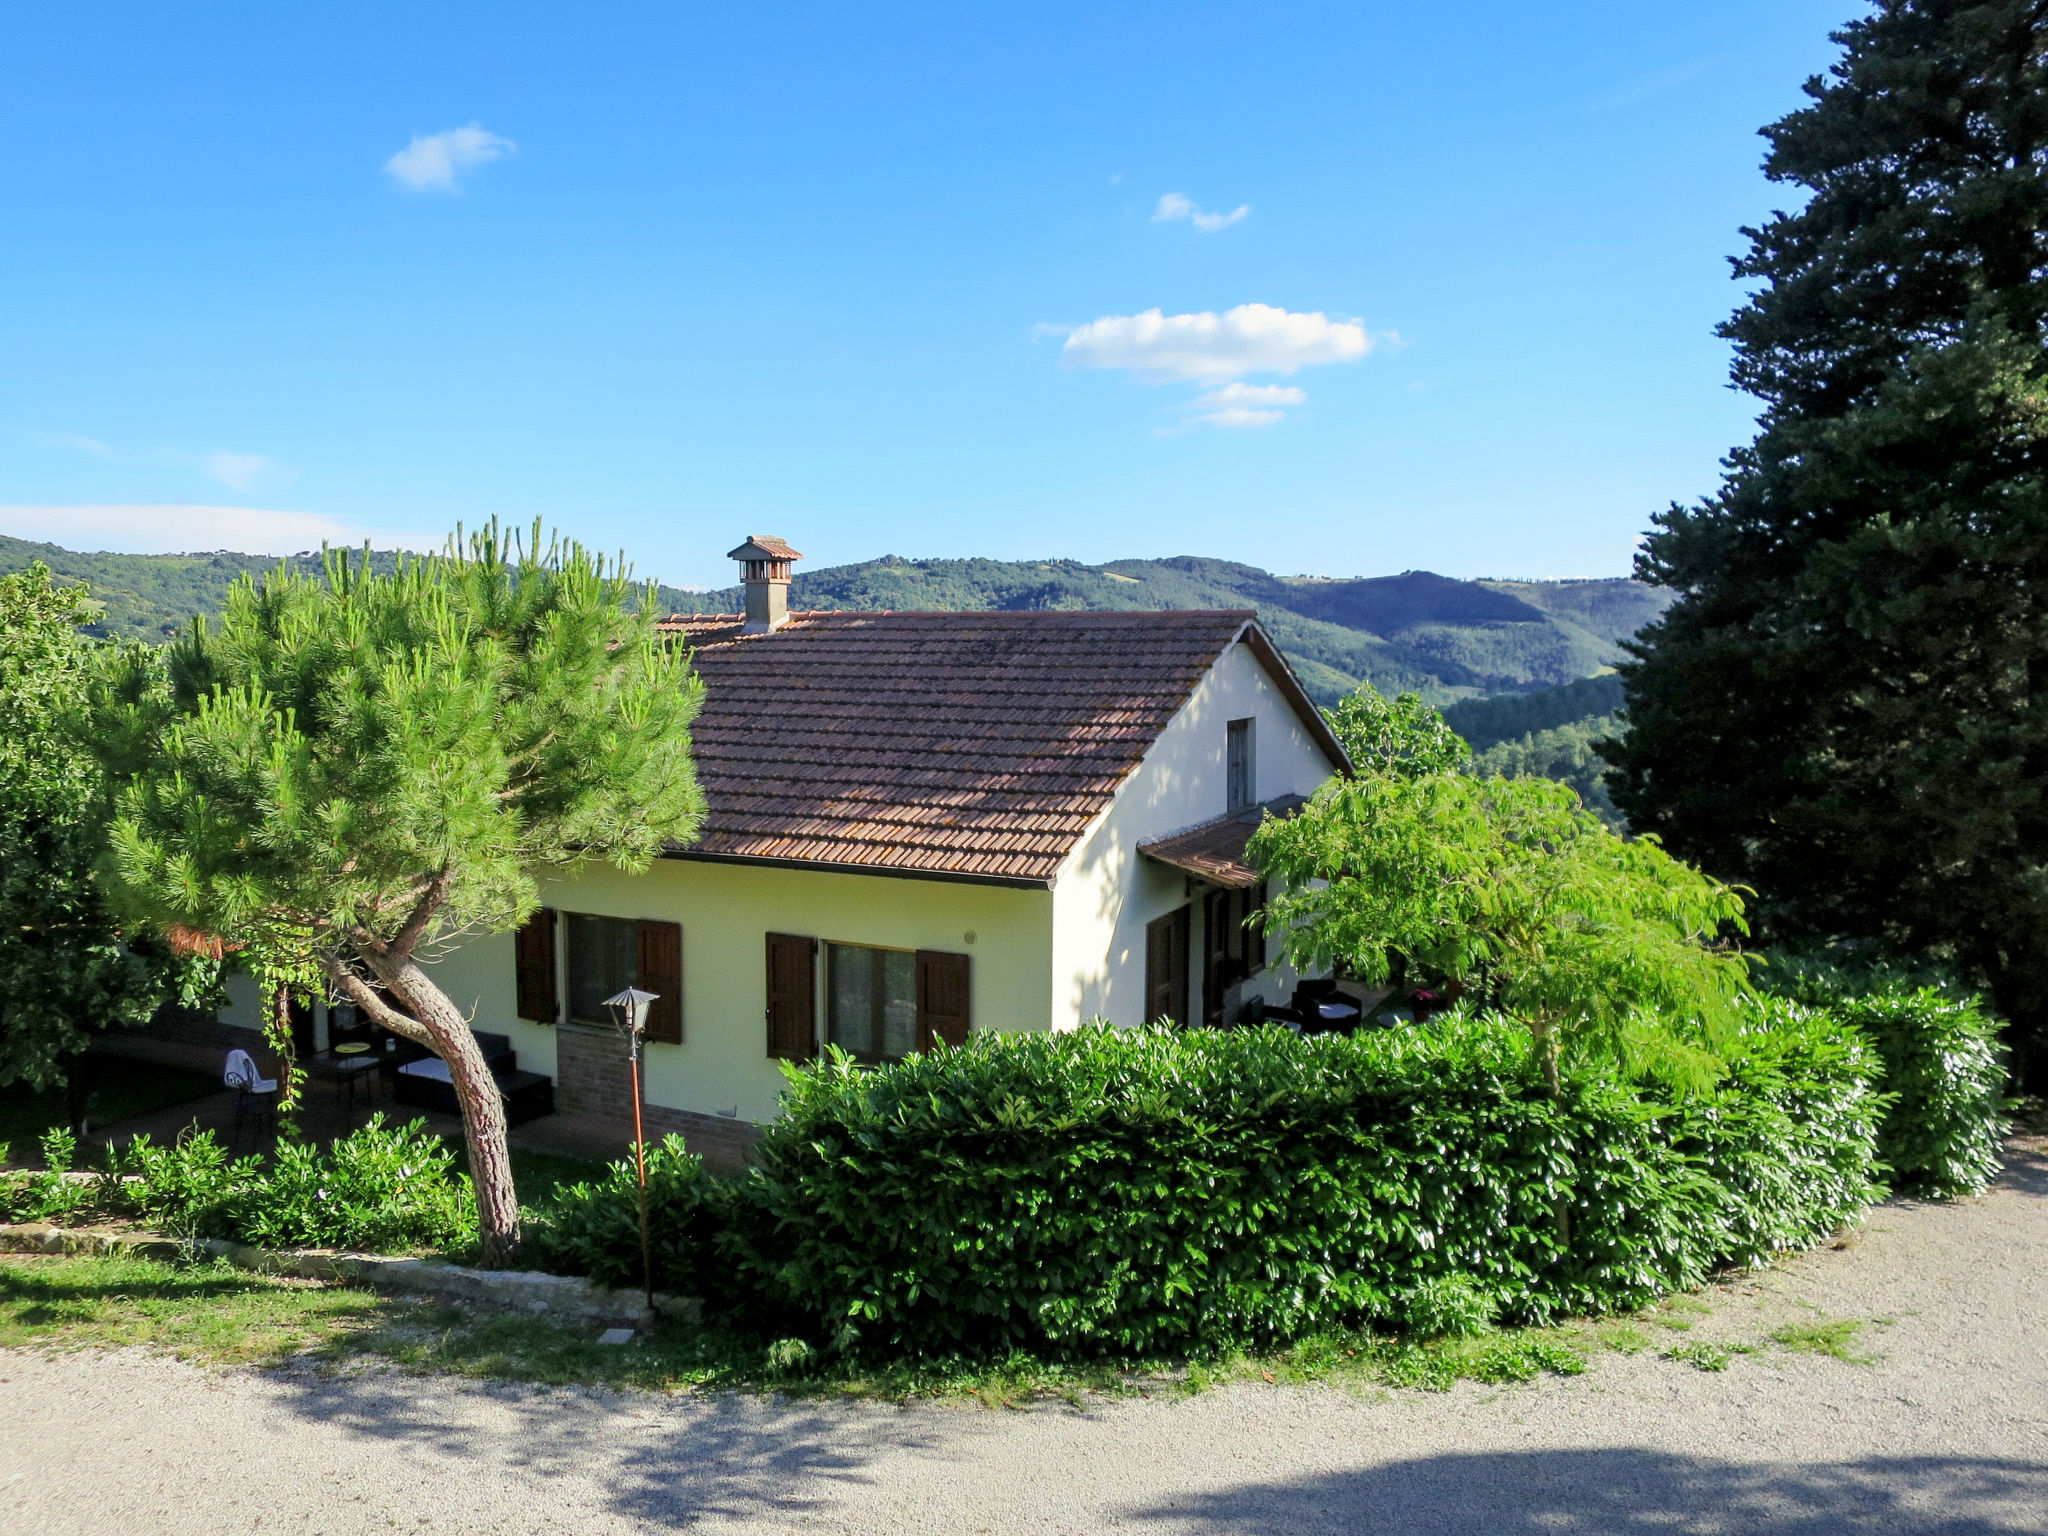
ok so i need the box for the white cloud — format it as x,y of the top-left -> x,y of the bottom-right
1059,303 -> 1372,382
1196,406 -> 1284,428
1153,192 -> 1250,232
201,452 -> 274,492
384,124 -> 516,193
0,505 -> 443,557
1195,383 -> 1306,409
1186,382 -> 1308,429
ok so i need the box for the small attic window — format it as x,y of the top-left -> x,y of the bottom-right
1227,717 -> 1256,811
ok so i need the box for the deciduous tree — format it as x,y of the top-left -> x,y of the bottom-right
0,564 -> 174,1089
1254,713 -> 1750,1091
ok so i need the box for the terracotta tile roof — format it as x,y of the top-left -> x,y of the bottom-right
655,608 -> 1291,886
1136,794 -> 1310,890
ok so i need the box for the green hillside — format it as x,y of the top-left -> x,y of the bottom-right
1442,673 -> 1627,752
688,554 -> 1666,706
0,536 -> 1666,708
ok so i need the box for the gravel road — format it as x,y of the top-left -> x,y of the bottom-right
4,1139 -> 2045,1535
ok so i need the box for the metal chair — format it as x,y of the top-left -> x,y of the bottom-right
223,1048 -> 279,1148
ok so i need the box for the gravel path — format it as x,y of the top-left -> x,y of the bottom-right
5,1139 -> 2046,1535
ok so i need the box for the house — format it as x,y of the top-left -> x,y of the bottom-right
217,536 -> 1350,1161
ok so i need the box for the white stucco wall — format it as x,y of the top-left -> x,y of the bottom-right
1049,636 -> 1344,1028
421,856 -> 1054,1124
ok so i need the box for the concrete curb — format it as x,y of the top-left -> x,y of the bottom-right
0,1222 -> 701,1328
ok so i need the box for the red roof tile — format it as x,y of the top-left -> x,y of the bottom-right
654,609 -> 1326,886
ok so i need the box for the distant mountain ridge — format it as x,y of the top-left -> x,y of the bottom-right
0,535 -> 1666,708
690,553 -> 1666,706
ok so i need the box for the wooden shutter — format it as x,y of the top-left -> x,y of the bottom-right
635,920 -> 683,1044
513,907 -> 559,1022
1146,906 -> 1189,1025
765,932 -> 818,1060
916,949 -> 971,1050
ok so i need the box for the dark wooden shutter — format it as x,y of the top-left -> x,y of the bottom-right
635,920 -> 683,1044
514,907 -> 559,1023
765,933 -> 818,1060
1146,906 -> 1190,1025
916,949 -> 971,1050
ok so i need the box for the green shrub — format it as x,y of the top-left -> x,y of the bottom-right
110,1129 -> 242,1235
0,1129 -> 99,1224
709,1011 -> 1881,1361
111,1117 -> 475,1252
1399,1275 -> 1494,1339
1763,958 -> 2008,1197
1836,990 -> 2006,1197
223,1117 -> 475,1251
536,1136 -> 734,1295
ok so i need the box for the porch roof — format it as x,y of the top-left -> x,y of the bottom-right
1135,794 -> 1310,890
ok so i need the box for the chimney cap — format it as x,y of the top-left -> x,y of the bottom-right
727,535 -> 803,563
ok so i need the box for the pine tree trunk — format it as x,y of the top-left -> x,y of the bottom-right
362,953 -> 523,1267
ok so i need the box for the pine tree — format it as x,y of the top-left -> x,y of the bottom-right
90,524 -> 706,1263
1608,0 -> 2048,1058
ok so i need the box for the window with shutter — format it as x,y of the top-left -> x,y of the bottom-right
636,920 -> 683,1044
1145,906 -> 1190,1025
765,932 -> 818,1061
513,907 -> 559,1023
1226,717 -> 1256,811
915,949 -> 971,1051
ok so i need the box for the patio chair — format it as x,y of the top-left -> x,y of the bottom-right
223,1047 -> 278,1147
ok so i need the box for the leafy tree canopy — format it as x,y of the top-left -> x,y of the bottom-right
1607,0 -> 2048,1056
1323,682 -> 1472,777
1258,695 -> 1749,1090
89,524 -> 707,1261
0,564 -> 177,1088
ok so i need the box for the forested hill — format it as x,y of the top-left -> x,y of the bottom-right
689,554 -> 1667,707
0,535 -> 1665,709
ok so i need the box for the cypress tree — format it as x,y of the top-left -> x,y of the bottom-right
1609,0 -> 2048,1062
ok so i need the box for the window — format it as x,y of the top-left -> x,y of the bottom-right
563,914 -> 685,1042
827,943 -> 919,1064
567,914 -> 639,1025
1145,906 -> 1190,1025
1227,717 -> 1256,811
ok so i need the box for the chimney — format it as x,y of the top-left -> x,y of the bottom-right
727,535 -> 803,634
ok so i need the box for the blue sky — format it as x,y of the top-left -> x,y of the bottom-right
0,1 -> 1849,589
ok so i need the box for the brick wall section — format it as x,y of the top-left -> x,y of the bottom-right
553,1024 -> 636,1119
553,1025 -> 760,1171
641,1104 -> 762,1174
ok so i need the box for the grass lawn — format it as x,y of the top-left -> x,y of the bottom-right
0,1057 -> 221,1159
0,1250 -> 1881,1406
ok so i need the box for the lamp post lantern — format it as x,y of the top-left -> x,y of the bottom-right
603,987 -> 660,1317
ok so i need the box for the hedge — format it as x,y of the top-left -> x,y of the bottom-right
546,1005 -> 1885,1360
1764,959 -> 2009,1197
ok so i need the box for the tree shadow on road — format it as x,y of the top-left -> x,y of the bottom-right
1125,1449 -> 2048,1535
266,1367 -> 949,1529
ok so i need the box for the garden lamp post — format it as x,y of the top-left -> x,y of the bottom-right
603,986 -> 660,1316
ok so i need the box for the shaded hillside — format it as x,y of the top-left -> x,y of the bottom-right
0,535 -> 1667,707
1443,673 -> 1627,752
